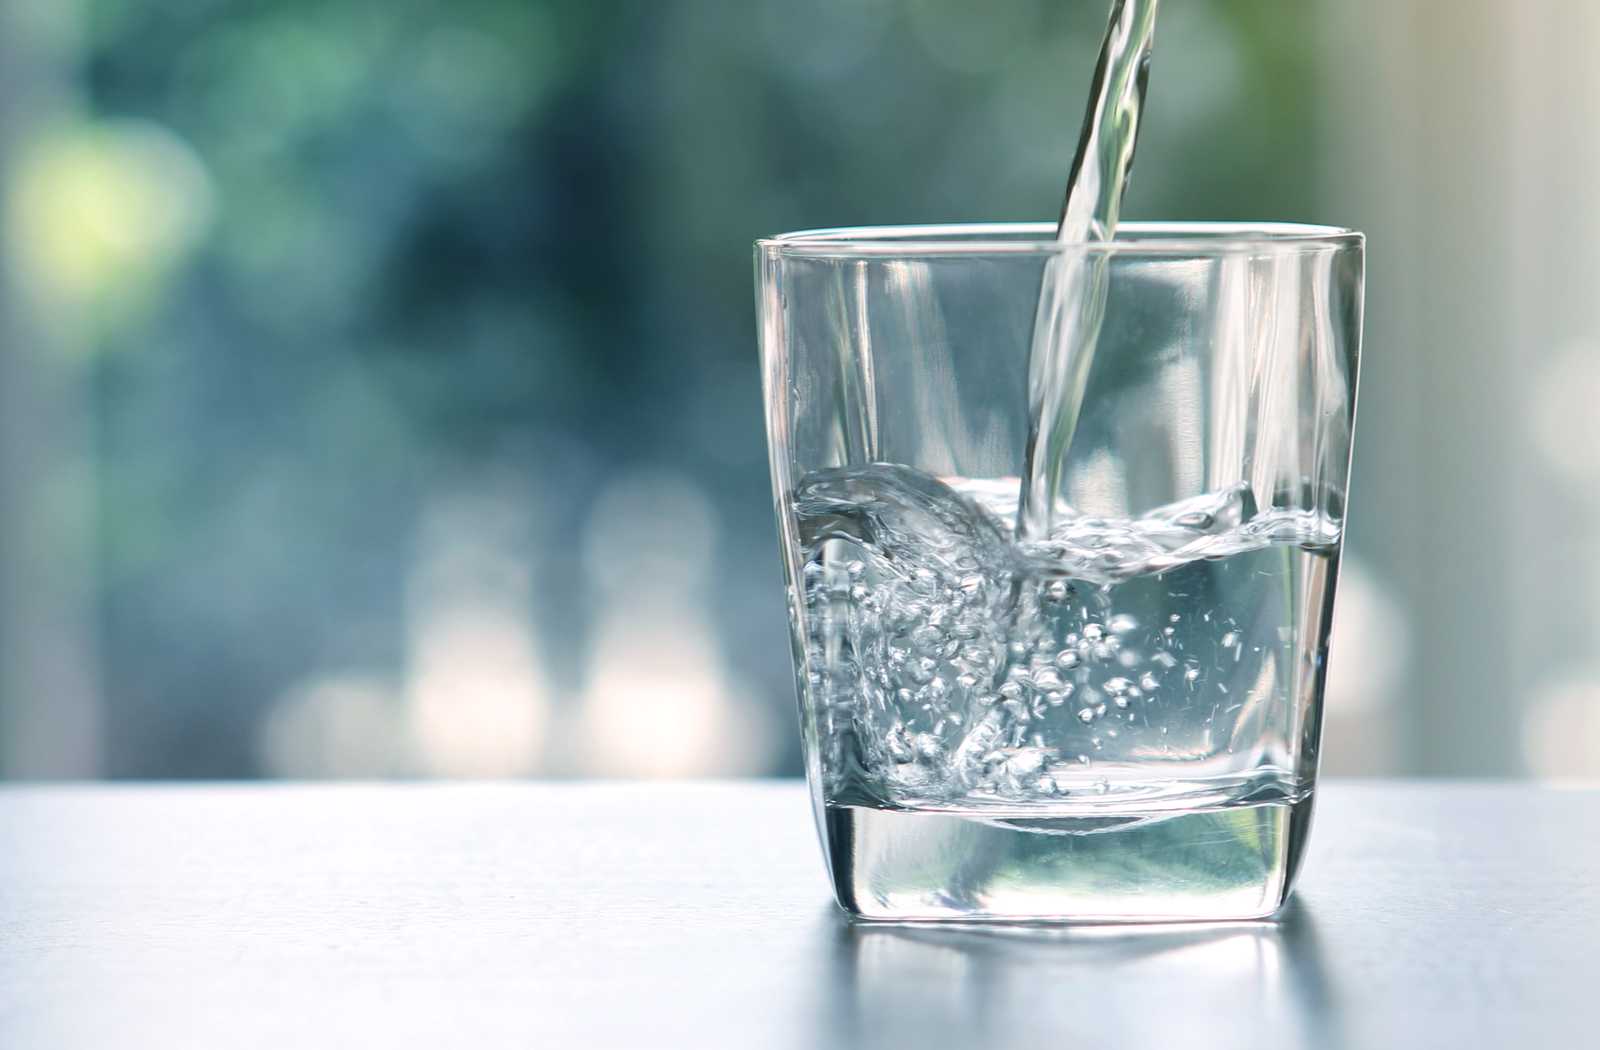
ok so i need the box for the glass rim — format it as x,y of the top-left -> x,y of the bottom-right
757,221 -> 1363,257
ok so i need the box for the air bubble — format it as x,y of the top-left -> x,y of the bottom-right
1083,623 -> 1105,641
1221,631 -> 1239,649
886,725 -> 913,762
1140,672 -> 1160,691
1108,614 -> 1139,634
1077,708 -> 1096,724
1056,650 -> 1081,670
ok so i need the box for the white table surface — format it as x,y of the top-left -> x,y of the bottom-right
2,780 -> 1596,1049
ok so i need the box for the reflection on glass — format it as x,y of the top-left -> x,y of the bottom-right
820,904 -> 1339,1050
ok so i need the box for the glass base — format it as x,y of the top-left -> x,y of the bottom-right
823,793 -> 1314,923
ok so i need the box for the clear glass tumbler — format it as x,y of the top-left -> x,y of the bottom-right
756,223 -> 1363,922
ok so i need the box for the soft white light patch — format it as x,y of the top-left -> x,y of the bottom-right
575,470 -> 777,776
1525,673 -> 1600,778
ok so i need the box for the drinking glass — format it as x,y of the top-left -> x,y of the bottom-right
756,223 -> 1363,922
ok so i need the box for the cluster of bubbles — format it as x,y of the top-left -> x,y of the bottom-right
807,563 -> 1228,802
794,465 -> 1281,807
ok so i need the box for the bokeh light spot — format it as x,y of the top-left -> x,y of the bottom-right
6,120 -> 211,310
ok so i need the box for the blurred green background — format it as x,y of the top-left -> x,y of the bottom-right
1,0 -> 1595,779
